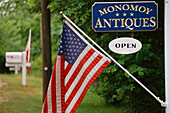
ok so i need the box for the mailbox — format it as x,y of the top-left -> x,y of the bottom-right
6,52 -> 23,63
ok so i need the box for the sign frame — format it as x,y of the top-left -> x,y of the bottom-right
92,1 -> 158,32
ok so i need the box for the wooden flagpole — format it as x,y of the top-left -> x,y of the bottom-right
60,11 -> 166,107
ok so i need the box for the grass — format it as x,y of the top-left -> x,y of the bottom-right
0,74 -> 129,113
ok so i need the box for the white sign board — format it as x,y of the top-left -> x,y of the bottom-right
6,52 -> 23,63
109,37 -> 142,54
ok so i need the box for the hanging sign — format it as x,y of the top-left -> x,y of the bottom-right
92,1 -> 158,32
109,37 -> 142,54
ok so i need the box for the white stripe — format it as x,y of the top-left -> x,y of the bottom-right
56,56 -> 62,113
47,80 -> 52,113
65,61 -> 68,70
65,46 -> 91,85
65,51 -> 98,101
66,58 -> 107,112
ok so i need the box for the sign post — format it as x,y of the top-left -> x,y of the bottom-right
165,0 -> 170,112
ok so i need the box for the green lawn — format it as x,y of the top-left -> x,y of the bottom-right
0,74 -> 129,113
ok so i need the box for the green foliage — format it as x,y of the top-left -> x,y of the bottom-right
0,0 -> 42,74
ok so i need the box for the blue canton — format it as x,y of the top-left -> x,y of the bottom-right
58,22 -> 87,65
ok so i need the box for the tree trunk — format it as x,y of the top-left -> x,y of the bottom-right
41,0 -> 52,102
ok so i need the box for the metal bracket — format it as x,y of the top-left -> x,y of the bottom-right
160,99 -> 167,107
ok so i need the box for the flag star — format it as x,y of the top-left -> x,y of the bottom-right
74,49 -> 76,52
72,42 -> 74,44
70,49 -> 72,52
68,30 -> 70,32
68,42 -> 70,44
69,34 -> 71,36
74,38 -> 76,40
116,13 -> 119,16
123,13 -> 127,16
73,34 -> 75,36
70,38 -> 72,40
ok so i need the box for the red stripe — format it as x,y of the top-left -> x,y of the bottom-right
51,59 -> 57,113
71,60 -> 110,113
43,92 -> 48,113
65,55 -> 103,109
60,56 -> 65,113
65,64 -> 72,76
65,49 -> 95,93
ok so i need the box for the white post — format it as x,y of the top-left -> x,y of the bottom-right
165,0 -> 170,112
15,66 -> 18,74
22,51 -> 26,86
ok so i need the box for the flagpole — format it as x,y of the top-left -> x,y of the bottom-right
165,0 -> 170,112
60,11 -> 166,107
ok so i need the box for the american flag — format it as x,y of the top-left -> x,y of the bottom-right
25,29 -> 31,75
42,21 -> 111,113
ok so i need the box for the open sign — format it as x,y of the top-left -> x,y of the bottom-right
109,37 -> 142,54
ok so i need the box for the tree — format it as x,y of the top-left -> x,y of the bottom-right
41,0 -> 52,101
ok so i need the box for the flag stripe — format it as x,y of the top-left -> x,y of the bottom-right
42,93 -> 48,113
66,58 -> 109,112
51,59 -> 57,113
65,51 -> 98,101
60,56 -> 65,113
65,54 -> 102,109
56,56 -> 62,113
65,64 -> 72,76
65,46 -> 91,85
47,80 -> 52,113
64,61 -> 68,70
71,60 -> 110,113
65,48 -> 95,93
